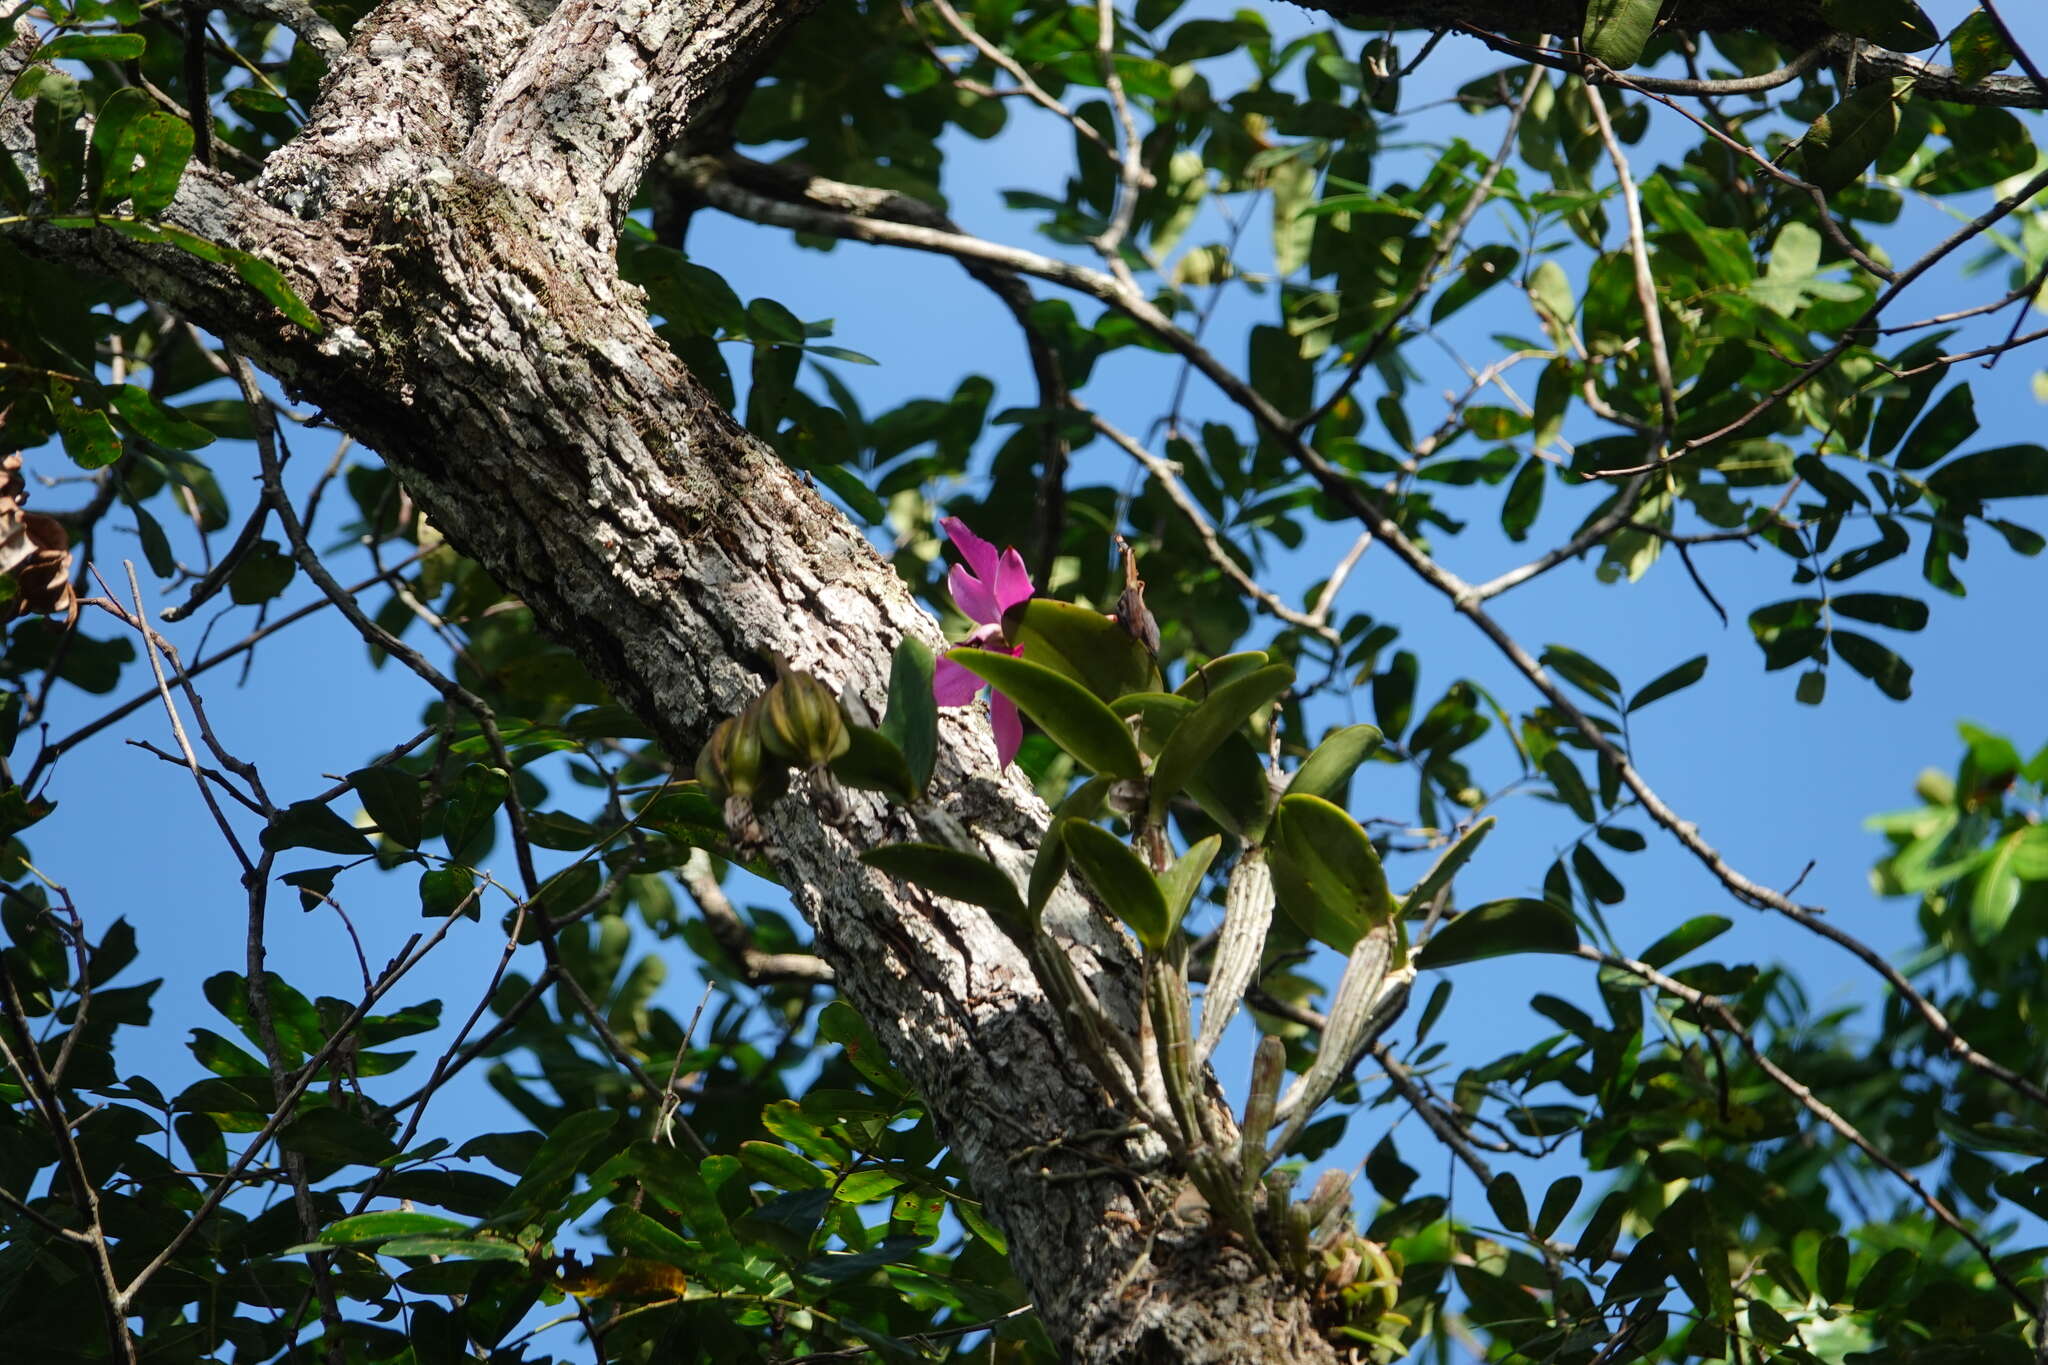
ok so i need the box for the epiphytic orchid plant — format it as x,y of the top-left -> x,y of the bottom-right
931,516 -> 1035,766
697,519 -> 1510,1353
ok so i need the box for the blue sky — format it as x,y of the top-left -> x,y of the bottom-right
16,0 -> 2048,1287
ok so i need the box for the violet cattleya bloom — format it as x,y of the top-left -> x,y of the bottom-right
932,517 -> 1035,766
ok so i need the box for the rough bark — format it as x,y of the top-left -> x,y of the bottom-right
2,4 -> 1339,1359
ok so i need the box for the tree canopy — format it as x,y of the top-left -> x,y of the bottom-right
1,0 -> 2047,1361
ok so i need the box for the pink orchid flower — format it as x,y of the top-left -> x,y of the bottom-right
932,516 -> 1035,766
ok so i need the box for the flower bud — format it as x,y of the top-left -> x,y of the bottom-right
757,670 -> 851,768
695,710 -> 767,801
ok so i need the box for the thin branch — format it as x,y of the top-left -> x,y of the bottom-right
1451,23 -> 2048,110
1294,56 -> 1540,434
1088,410 -> 1341,645
31,547 -> 434,780
1089,0 -> 1148,287
1585,945 -> 2038,1316
117,920 -> 457,1305
159,497 -> 272,622
920,0 -> 1117,162
1597,165 -> 2048,476
1469,475 -> 1648,600
1975,0 -> 2046,92
232,356 -> 540,897
678,152 -> 1074,581
0,955 -> 133,1364
678,850 -> 836,985
1585,85 -> 1677,440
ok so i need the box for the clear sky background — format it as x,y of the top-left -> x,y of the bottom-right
15,0 -> 2048,1290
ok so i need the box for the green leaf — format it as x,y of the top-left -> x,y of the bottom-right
1121,691 -> 1276,839
111,110 -> 193,217
1398,817 -> 1494,917
1627,655 -> 1708,713
1486,1173 -> 1529,1232
1819,0 -> 1936,50
1831,593 -> 1928,632
440,764 -> 505,864
279,1107 -> 400,1166
1027,776 -> 1109,916
1501,456 -> 1546,541
1540,644 -> 1622,708
1176,651 -> 1273,700
376,1237 -> 525,1262
504,1109 -> 617,1208
1971,830 -> 2025,942
1795,80 -> 1909,194
1269,793 -> 1392,952
1639,915 -> 1732,969
880,636 -> 938,795
735,1187 -> 831,1260
1289,723 -> 1382,807
1416,898 -> 1579,968
1926,445 -> 2048,503
418,866 -> 477,918
1949,10 -> 2014,84
31,76 -> 85,210
1571,843 -> 1624,904
263,800 -> 376,856
1431,244 -> 1519,324
1157,835 -> 1222,937
53,399 -> 121,469
1543,751 -> 1596,822
188,1026 -> 266,1078
862,843 -> 1027,928
0,130 -> 31,210
36,33 -> 148,60
1581,0 -> 1661,69
945,648 -> 1142,778
1853,1247 -> 1918,1310
1063,822 -> 1172,950
1833,630 -> 1913,700
228,538 -> 296,605
109,385 -> 214,449
809,462 -> 887,523
1148,662 -> 1292,823
2014,825 -> 2048,880
600,1206 -> 696,1267
1895,385 -> 1977,471
321,1211 -> 470,1245
87,87 -> 149,210
626,1141 -> 745,1262
830,725 -> 915,804
744,296 -> 807,345
223,249 -> 322,332
1003,598 -> 1159,702
1534,1176 -> 1582,1240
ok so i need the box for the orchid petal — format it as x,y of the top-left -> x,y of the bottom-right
947,563 -> 1000,626
991,693 -> 1024,768
993,547 -> 1035,615
941,516 -> 1001,584
933,655 -> 985,707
